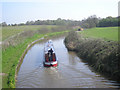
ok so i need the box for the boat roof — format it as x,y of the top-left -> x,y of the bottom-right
44,40 -> 55,54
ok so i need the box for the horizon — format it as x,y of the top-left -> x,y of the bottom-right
1,0 -> 119,24
1,16 -> 119,25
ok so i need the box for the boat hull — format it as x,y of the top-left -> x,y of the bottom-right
43,61 -> 58,67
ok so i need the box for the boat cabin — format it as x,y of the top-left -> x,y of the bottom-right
44,40 -> 58,67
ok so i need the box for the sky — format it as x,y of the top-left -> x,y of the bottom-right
0,0 -> 119,24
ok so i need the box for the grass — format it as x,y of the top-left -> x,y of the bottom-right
2,25 -> 72,88
79,27 -> 118,41
2,25 -> 64,41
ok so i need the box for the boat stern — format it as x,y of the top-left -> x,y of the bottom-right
43,61 -> 58,67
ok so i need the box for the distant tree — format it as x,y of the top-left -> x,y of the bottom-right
8,15 -> 119,27
98,16 -> 118,27
18,23 -> 25,26
81,15 -> 99,28
8,24 -> 11,26
118,16 -> 120,26
82,23 -> 90,28
54,18 -> 66,25
26,21 -> 34,25
57,18 -> 62,21
2,22 -> 7,27
26,21 -> 30,25
11,24 -> 17,26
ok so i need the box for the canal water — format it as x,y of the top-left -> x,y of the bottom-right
16,36 -> 120,88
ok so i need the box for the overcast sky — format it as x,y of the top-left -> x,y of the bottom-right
0,0 -> 119,24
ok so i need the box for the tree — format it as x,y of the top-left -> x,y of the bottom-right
98,16 -> 118,27
118,16 -> 120,26
81,15 -> 99,28
18,23 -> 25,26
2,22 -> 7,26
26,21 -> 34,25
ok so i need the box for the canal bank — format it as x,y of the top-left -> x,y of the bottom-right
64,31 -> 120,83
2,31 -> 68,88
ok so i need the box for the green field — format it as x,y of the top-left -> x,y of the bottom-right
79,27 -> 118,41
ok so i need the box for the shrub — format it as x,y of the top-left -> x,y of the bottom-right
64,31 -> 120,82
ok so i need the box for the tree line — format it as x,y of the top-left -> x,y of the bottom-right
1,15 -> 120,28
97,16 -> 119,27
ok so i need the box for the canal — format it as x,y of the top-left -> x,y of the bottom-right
16,36 -> 119,88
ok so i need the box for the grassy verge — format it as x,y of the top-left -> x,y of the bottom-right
2,25 -> 72,88
79,27 -> 118,41
64,27 -> 120,82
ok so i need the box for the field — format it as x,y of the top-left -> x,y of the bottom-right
2,25 -> 72,88
2,25 -> 65,41
79,27 -> 118,41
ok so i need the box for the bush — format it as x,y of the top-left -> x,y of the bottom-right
64,31 -> 79,51
64,31 -> 120,82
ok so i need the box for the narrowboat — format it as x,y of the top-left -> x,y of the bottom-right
43,40 -> 58,67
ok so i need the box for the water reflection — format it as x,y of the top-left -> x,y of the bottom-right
68,51 -> 78,65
